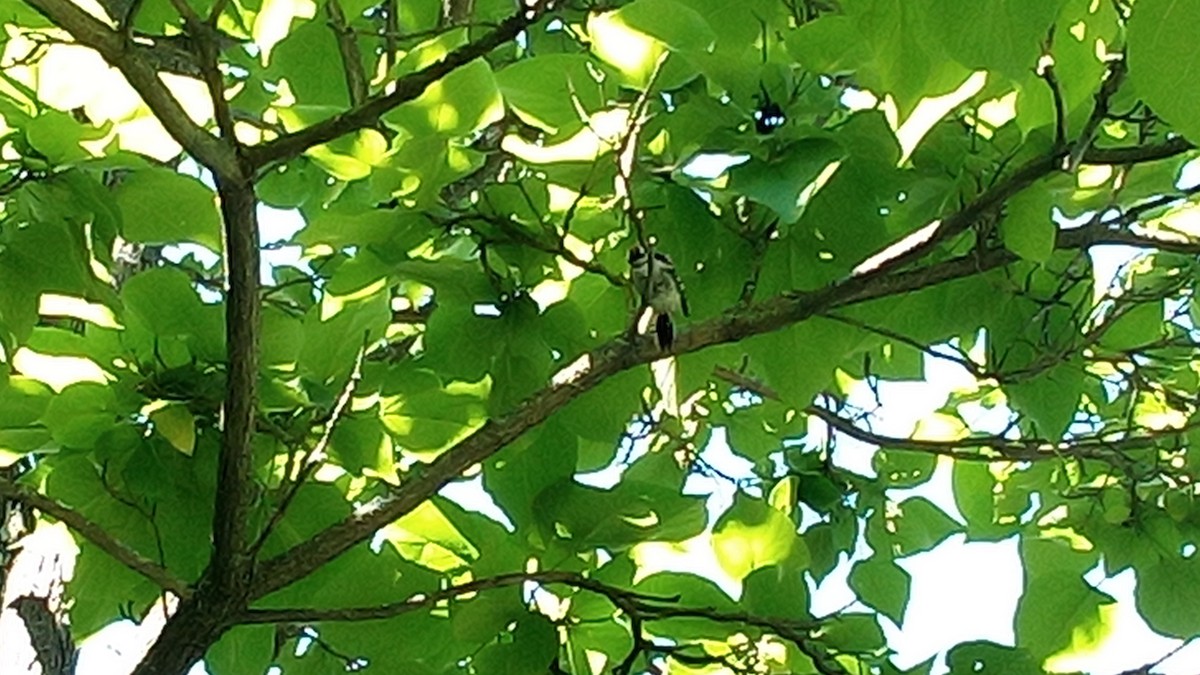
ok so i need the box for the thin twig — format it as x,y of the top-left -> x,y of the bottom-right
326,0 -> 368,105
440,213 -> 625,286
712,364 -> 781,401
616,50 -> 670,250
1038,26 -> 1066,150
820,313 -> 986,378
0,477 -> 188,596
805,405 -> 1200,462
245,0 -> 558,170
1067,58 -> 1127,173
249,338 -> 368,559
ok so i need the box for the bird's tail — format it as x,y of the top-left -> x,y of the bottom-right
655,313 -> 674,350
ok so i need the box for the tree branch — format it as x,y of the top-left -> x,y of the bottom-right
326,0 -> 368,105
1085,136 -> 1194,165
9,594 -> 76,675
246,250 -> 1000,598
209,176 -> 262,596
804,406 -> 1199,463
242,568 -> 839,672
240,570 -> 676,623
22,0 -> 239,178
244,0 -> 557,170
247,135 -> 1197,599
0,478 -> 188,596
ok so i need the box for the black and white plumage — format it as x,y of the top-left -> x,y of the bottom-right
629,246 -> 689,349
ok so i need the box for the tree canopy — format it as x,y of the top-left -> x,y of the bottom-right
1,0 -> 1199,673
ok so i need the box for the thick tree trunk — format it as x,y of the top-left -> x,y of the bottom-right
131,595 -> 233,675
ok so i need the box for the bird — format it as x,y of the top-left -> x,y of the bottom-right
629,245 -> 689,349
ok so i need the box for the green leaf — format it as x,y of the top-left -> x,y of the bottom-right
588,0 -> 713,85
206,625 -> 275,675
113,169 -> 221,250
435,498 -> 526,575
872,497 -> 960,556
822,614 -> 886,653
148,402 -> 195,455
1136,555 -> 1200,637
946,641 -> 1041,675
535,477 -> 706,553
564,612 -> 633,675
45,456 -> 165,635
1000,188 -> 1056,262
121,268 -> 225,365
711,493 -> 808,581
953,462 -> 1008,539
1098,301 -> 1164,352
42,382 -> 118,449
927,0 -> 1068,79
743,317 -> 870,405
298,209 -> 432,250
848,556 -> 912,625
328,406 -> 396,479
379,366 -> 488,461
495,54 -> 607,133
1015,537 -> 1110,657
729,138 -> 845,223
0,209 -> 96,342
450,587 -> 526,642
387,59 -> 504,137
1016,568 -> 1115,659
0,376 -> 52,427
383,499 -> 480,572
69,538 -> 159,638
484,421 -> 577,531
1005,360 -> 1083,440
297,274 -> 390,384
873,450 -> 936,489
1129,0 -> 1200,143
723,409 -> 783,462
270,19 -> 349,107
256,482 -> 355,557
469,615 -> 559,674
635,572 -> 736,640
610,0 -> 715,53
742,561 -> 811,622
26,109 -> 107,164
260,544 -> 439,610
798,1 -> 973,116
487,296 -> 555,414
551,369 -> 645,472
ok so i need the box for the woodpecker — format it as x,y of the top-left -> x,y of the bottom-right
629,245 -> 689,349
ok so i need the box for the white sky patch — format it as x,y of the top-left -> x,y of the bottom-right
12,348 -> 109,391
891,71 -> 988,164
890,535 -> 1022,672
841,88 -> 878,111
161,204 -> 308,287
681,428 -> 757,521
439,474 -> 515,532
681,153 -> 749,180
259,205 -> 309,283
